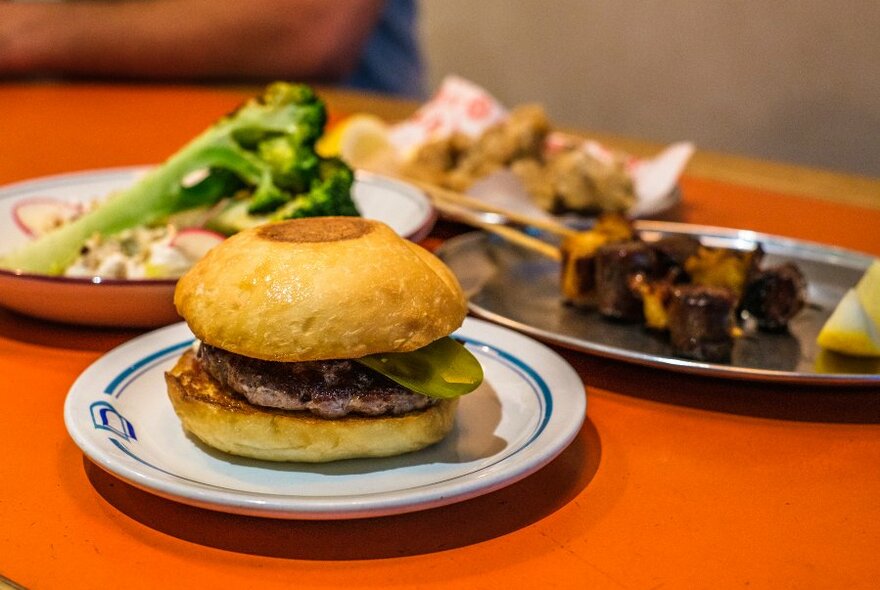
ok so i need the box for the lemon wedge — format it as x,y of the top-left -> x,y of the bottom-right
855,259 -> 880,329
317,114 -> 395,168
817,288 -> 880,357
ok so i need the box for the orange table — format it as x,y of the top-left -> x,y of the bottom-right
2,83 -> 880,589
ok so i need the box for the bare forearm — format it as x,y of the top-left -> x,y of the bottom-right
0,0 -> 385,81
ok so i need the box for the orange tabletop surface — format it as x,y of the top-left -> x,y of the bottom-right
1,83 -> 879,590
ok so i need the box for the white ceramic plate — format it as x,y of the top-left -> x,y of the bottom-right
0,167 -> 436,327
63,317 -> 585,519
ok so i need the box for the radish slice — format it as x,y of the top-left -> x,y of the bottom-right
170,228 -> 225,260
13,197 -> 83,237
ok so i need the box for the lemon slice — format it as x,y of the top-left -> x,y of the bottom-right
317,114 -> 395,168
855,259 -> 880,329
817,288 -> 880,357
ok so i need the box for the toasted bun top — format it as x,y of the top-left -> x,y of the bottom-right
174,217 -> 467,362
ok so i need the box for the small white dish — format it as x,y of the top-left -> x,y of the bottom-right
63,317 -> 586,520
0,167 -> 435,327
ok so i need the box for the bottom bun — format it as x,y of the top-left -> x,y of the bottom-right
164,349 -> 459,462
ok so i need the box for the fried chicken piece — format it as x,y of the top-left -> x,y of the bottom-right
401,104 -> 550,191
400,132 -> 473,186
512,148 -> 635,215
444,104 -> 550,190
400,102 -> 635,215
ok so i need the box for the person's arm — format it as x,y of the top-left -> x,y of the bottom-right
0,0 -> 386,82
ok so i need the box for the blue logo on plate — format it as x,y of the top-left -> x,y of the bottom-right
90,401 -> 137,441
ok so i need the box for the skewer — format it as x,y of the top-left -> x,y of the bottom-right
360,165 -> 577,238
402,176 -> 578,238
429,199 -> 562,261
358,167 -> 566,261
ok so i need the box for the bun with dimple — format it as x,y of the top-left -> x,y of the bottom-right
174,216 -> 467,362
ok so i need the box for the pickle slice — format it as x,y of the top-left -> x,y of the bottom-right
356,337 -> 483,398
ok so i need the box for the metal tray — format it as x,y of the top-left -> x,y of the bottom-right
437,221 -> 880,385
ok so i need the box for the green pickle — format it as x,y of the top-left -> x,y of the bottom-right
356,337 -> 483,399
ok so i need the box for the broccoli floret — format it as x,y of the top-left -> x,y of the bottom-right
247,138 -> 320,213
275,158 -> 358,219
1,82 -> 359,275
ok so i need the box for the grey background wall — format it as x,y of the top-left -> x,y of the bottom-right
419,1 -> 880,177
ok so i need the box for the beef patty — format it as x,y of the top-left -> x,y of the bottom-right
197,343 -> 436,419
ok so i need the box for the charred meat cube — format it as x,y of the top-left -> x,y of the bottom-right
595,241 -> 658,321
667,285 -> 737,362
560,214 -> 635,308
647,235 -> 702,279
739,262 -> 807,331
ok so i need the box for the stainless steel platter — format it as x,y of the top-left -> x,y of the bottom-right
437,221 -> 880,385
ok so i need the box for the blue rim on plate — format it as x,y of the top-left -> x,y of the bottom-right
63,317 -> 586,519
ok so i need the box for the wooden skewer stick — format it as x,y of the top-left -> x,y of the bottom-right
405,176 -> 578,238
359,165 -> 577,238
358,167 -> 565,261
430,199 -> 562,261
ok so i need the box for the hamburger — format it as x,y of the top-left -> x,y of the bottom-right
164,217 -> 483,462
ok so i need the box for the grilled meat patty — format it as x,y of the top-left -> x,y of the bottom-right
196,343 -> 436,419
